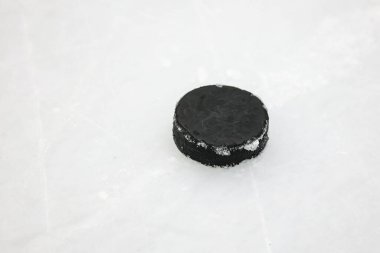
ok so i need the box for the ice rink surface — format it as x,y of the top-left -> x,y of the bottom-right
1,0 -> 380,252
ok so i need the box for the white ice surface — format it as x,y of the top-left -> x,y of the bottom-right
1,0 -> 380,252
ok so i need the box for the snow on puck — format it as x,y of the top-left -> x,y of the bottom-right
173,85 -> 269,167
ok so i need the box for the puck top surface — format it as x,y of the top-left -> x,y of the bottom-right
175,85 -> 268,147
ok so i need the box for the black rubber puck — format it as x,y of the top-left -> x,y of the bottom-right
173,85 -> 269,167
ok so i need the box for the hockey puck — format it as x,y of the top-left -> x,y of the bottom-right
173,85 -> 269,167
